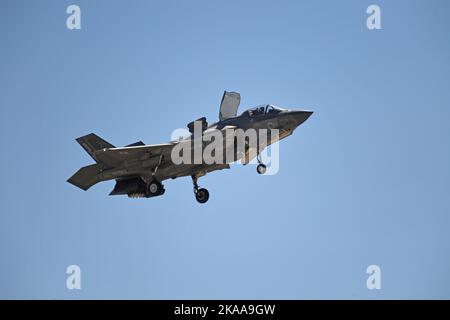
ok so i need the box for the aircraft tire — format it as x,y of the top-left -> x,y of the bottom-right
147,180 -> 163,195
257,164 -> 267,175
195,188 -> 209,204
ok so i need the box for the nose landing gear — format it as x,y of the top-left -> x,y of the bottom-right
256,154 -> 267,175
192,175 -> 209,204
257,164 -> 267,174
195,188 -> 209,203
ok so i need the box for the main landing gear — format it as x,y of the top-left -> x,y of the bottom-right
146,180 -> 165,197
256,154 -> 267,175
145,155 -> 165,197
192,175 -> 209,204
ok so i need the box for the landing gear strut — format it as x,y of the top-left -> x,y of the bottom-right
256,154 -> 267,175
145,156 -> 165,197
192,175 -> 209,204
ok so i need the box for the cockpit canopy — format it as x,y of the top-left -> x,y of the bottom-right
242,104 -> 286,117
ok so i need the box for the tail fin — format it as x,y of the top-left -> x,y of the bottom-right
76,133 -> 115,163
67,163 -> 103,191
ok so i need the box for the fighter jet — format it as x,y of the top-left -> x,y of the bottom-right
67,91 -> 313,203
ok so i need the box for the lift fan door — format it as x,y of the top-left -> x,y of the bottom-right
219,91 -> 241,121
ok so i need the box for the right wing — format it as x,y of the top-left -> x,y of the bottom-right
124,141 -> 145,147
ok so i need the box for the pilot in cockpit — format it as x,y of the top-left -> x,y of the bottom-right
252,106 -> 265,116
247,105 -> 267,117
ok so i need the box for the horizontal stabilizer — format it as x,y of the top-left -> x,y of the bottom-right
67,163 -> 103,191
76,133 -> 115,163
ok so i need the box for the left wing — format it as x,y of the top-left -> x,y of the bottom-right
94,143 -> 175,167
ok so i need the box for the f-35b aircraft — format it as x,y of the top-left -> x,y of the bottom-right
68,91 -> 313,203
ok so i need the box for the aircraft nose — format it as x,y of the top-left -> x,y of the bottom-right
290,110 -> 313,127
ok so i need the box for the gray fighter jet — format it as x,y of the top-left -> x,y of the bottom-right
67,91 -> 312,203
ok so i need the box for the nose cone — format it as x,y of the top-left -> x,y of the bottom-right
289,110 -> 313,127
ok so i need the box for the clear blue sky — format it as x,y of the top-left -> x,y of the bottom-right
1,0 -> 450,299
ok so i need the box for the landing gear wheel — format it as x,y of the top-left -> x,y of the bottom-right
195,188 -> 209,204
147,180 -> 163,196
257,164 -> 267,175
